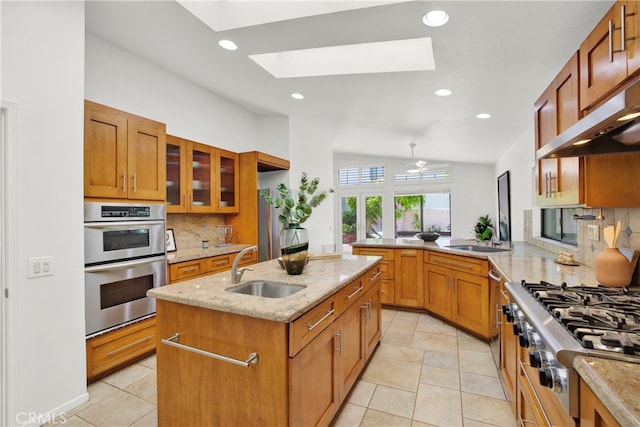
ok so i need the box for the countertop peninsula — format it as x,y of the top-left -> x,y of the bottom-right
149,254 -> 381,322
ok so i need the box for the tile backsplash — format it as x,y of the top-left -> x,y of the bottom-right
524,207 -> 640,285
167,214 -> 227,250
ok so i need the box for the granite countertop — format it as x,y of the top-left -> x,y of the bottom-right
166,244 -> 252,264
574,356 -> 640,425
353,237 -> 600,286
149,255 -> 381,322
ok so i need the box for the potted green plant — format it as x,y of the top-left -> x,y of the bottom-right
474,214 -> 495,243
260,172 -> 333,274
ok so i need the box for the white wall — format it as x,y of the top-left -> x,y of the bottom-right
495,123 -> 535,242
2,2 -> 88,424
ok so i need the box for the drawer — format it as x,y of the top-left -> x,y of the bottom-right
378,261 -> 394,280
362,265 -> 382,290
86,317 -> 156,381
289,296 -> 338,357
336,277 -> 366,312
169,259 -> 207,283
207,254 -> 232,273
234,249 -> 257,267
352,247 -> 395,261
424,251 -> 488,276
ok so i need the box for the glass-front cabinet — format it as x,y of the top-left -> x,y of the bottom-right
215,149 -> 239,213
189,143 -> 214,213
166,135 -> 186,213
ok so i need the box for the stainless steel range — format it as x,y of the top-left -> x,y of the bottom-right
504,280 -> 640,420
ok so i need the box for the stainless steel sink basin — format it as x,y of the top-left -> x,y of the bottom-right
226,281 -> 306,298
446,245 -> 511,253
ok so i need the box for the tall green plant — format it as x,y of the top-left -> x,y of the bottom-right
260,172 -> 333,225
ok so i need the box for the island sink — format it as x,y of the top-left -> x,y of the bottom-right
226,280 -> 306,298
446,245 -> 511,253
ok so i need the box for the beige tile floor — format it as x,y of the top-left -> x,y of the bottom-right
50,308 -> 516,427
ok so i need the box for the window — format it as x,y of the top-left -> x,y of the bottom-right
541,208 -> 577,245
393,169 -> 451,183
394,192 -> 451,237
338,166 -> 384,186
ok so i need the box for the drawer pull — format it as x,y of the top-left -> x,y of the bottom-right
307,309 -> 335,331
368,271 -> 381,282
401,251 -> 416,256
439,259 -> 473,270
162,332 -> 257,367
106,334 -> 153,356
182,266 -> 200,272
345,286 -> 363,300
214,260 -> 228,266
488,269 -> 501,281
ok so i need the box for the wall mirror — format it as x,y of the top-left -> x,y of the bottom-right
497,171 -> 511,242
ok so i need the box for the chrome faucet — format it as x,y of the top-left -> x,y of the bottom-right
486,226 -> 501,247
231,245 -> 257,284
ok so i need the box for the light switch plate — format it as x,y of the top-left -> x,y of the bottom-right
28,256 -> 54,278
587,224 -> 599,241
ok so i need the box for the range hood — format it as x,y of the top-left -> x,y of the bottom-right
537,78 -> 640,159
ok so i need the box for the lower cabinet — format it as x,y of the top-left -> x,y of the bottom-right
156,263 -> 382,427
580,379 -> 621,427
499,287 -> 517,412
168,249 -> 257,283
394,249 -> 424,307
351,247 -> 395,304
86,317 -> 156,382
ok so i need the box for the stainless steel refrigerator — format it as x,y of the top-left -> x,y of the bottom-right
257,188 -> 281,262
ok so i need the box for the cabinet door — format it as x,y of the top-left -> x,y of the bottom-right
289,323 -> 340,427
215,149 -> 239,213
337,295 -> 366,401
188,141 -> 215,212
364,281 -> 381,360
580,3 -> 628,111
424,263 -> 452,318
580,379 -> 621,427
166,135 -> 187,212
84,101 -> 128,199
127,118 -> 166,201
584,152 -> 640,207
394,249 -> 424,307
499,289 -> 517,410
452,271 -> 489,337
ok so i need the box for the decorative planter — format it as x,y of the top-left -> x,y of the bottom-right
280,224 -> 309,275
595,247 -> 632,287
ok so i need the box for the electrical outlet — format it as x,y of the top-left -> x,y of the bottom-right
203,223 -> 209,231
28,256 -> 54,278
587,224 -> 599,241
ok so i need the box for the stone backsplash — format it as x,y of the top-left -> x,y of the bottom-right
524,207 -> 640,285
166,214 -> 228,250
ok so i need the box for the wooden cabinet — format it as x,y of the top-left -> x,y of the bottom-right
156,263 -> 381,427
351,247 -> 395,304
580,379 -> 621,427
424,251 -> 494,338
499,287 -> 517,412
226,151 -> 289,247
167,250 -> 257,283
534,53 -> 584,207
84,100 -> 166,201
584,152 -> 640,207
580,1 -> 640,112
86,317 -> 156,382
166,135 -> 187,212
394,249 -> 424,308
215,149 -> 239,213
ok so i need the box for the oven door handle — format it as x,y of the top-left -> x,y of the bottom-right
85,255 -> 166,273
84,220 -> 165,228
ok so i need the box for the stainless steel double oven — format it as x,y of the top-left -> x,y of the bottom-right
84,202 -> 167,337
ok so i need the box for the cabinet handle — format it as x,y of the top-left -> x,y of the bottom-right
335,329 -> 342,357
214,260 -> 228,266
545,172 -> 549,197
488,269 -> 501,281
132,172 -> 137,193
122,170 -> 127,193
401,251 -> 416,256
162,332 -> 257,367
182,266 -> 199,273
367,299 -> 372,321
106,334 -> 153,356
496,303 -> 501,329
183,194 -> 186,207
621,5 -> 626,52
609,19 -> 614,63
307,309 -> 335,331
439,260 -> 473,270
345,286 -> 363,300
368,271 -> 381,282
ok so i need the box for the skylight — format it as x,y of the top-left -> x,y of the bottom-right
249,37 -> 435,78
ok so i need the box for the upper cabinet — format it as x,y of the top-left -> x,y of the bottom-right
166,135 -> 239,214
84,100 -> 166,201
580,1 -> 640,112
534,53 -> 584,206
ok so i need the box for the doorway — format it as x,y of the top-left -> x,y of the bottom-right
338,193 -> 384,253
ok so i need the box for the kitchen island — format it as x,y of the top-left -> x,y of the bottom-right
148,254 -> 382,427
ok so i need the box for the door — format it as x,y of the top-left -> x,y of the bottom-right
339,193 -> 384,253
166,135 -> 187,212
127,118 -> 166,201
424,263 -> 451,317
453,271 -> 489,336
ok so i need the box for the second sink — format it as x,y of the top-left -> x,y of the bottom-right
226,280 -> 306,298
446,245 -> 511,253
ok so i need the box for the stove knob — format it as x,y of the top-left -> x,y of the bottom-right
515,322 -> 531,345
521,330 -> 542,350
512,321 -> 522,336
529,351 -> 554,368
519,332 -> 529,348
501,304 -> 513,322
538,367 -> 568,392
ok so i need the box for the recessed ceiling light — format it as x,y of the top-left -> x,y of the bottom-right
422,10 -> 449,27
434,89 -> 452,97
218,39 -> 238,51
291,93 -> 304,100
476,113 -> 491,119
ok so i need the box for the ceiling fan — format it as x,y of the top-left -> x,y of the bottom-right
405,142 -> 448,173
